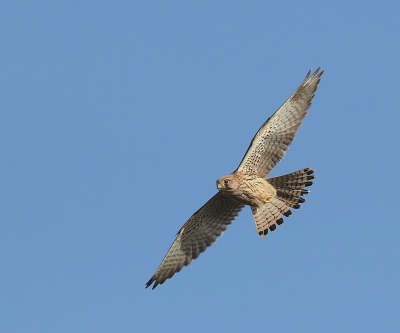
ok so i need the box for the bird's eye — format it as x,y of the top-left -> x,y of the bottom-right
224,179 -> 230,185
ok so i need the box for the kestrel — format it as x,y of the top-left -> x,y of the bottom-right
146,68 -> 324,289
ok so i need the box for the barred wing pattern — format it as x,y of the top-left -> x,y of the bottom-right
237,68 -> 323,178
146,192 -> 244,289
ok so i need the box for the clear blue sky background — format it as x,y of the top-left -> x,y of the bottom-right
2,1 -> 400,332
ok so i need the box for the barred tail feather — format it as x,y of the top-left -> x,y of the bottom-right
251,167 -> 315,237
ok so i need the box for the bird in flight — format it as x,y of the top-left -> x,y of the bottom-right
146,68 -> 324,289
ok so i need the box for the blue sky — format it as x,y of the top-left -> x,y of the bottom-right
2,1 -> 400,332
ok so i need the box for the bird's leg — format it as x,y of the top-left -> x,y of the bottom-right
263,191 -> 274,203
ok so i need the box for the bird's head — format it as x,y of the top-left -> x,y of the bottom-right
216,175 -> 237,193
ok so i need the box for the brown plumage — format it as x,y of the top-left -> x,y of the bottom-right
251,167 -> 315,236
146,68 -> 323,289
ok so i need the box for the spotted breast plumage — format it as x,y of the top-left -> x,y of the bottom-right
146,68 -> 324,289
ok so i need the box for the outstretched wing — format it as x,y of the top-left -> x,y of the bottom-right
145,192 -> 244,289
237,68 -> 324,177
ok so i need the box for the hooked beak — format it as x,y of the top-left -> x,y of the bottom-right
216,180 -> 222,189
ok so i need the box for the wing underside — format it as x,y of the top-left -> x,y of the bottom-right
237,68 -> 324,177
145,192 -> 244,289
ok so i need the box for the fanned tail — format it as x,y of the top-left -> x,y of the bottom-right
251,167 -> 315,237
